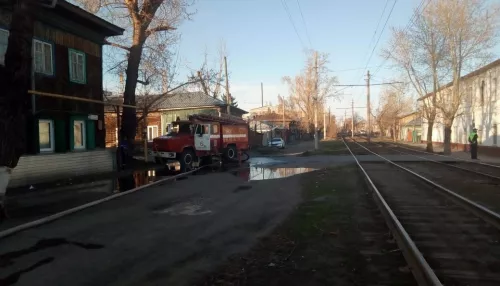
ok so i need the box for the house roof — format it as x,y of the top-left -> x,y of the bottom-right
55,1 -> 124,37
402,118 -> 423,127
418,59 -> 500,101
104,91 -> 248,114
155,92 -> 248,114
155,92 -> 226,109
251,112 -> 296,122
397,111 -> 419,119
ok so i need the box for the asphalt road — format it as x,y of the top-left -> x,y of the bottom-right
0,171 -> 303,286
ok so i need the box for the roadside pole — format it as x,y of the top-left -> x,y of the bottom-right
323,108 -> 327,139
224,56 -> 230,115
366,70 -> 371,142
351,99 -> 354,138
314,51 -> 319,150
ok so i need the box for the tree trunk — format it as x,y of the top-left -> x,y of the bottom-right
120,30 -> 146,156
426,120 -> 434,152
0,0 -> 36,210
393,120 -> 397,142
443,118 -> 453,155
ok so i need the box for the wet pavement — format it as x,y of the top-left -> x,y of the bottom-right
0,168 -> 304,286
1,169 -> 172,231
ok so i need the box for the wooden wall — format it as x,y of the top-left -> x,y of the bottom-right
9,149 -> 115,187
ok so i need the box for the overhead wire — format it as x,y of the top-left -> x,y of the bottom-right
281,0 -> 305,48
296,0 -> 312,48
363,0 -> 398,72
372,0 -> 430,77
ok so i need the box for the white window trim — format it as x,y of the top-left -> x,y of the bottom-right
33,39 -> 53,75
39,119 -> 55,153
0,28 -> 9,66
69,49 -> 86,84
147,125 -> 158,142
73,120 -> 86,150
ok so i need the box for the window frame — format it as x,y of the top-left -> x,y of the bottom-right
68,48 -> 86,84
0,28 -> 9,66
147,125 -> 158,142
33,39 -> 54,76
73,120 -> 87,150
39,119 -> 55,153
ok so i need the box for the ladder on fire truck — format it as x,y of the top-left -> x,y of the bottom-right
188,113 -> 247,125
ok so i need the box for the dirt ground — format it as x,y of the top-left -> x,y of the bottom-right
199,167 -> 416,286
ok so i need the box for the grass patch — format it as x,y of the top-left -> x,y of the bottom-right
300,140 -> 350,156
200,167 -> 415,286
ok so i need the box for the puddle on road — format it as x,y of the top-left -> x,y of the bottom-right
234,167 -> 316,181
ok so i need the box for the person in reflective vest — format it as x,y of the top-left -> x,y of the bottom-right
468,128 -> 478,159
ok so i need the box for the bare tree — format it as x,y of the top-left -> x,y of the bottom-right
76,0 -> 194,153
283,50 -> 338,133
384,1 -> 447,152
376,85 -> 413,141
433,0 -> 499,154
190,43 -> 226,99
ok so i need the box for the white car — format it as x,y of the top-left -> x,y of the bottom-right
269,138 -> 285,149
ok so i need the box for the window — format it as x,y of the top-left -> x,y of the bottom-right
212,124 -> 219,134
39,119 -> 54,152
73,120 -> 86,150
0,28 -> 9,65
147,125 -> 158,141
33,39 -> 53,75
69,49 -> 86,83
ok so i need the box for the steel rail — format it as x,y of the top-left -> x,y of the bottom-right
342,138 -> 442,286
387,140 -> 500,170
378,141 -> 500,181
349,138 -> 500,230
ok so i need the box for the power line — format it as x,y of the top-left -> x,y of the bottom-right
364,0 -> 389,65
296,0 -> 312,47
372,0 -> 430,76
281,0 -> 305,48
364,0 -> 398,71
332,81 -> 404,87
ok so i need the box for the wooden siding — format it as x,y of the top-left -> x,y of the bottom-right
34,21 -> 101,57
8,150 -> 115,187
30,41 -> 105,152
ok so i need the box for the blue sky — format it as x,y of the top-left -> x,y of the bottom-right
169,0 -> 422,119
102,0 -> 423,119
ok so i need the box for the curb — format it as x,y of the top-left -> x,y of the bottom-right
0,167 -> 205,240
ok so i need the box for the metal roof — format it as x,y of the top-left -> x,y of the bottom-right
156,92 -> 226,110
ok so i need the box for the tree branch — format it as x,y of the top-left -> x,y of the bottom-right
146,25 -> 177,36
105,40 -> 130,51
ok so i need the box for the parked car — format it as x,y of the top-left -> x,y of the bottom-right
269,138 -> 285,149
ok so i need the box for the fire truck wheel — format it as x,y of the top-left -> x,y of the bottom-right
180,149 -> 195,171
225,145 -> 237,161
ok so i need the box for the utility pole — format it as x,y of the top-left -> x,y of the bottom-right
323,108 -> 327,139
224,56 -> 230,115
281,94 -> 285,131
344,110 -> 347,131
366,70 -> 371,142
261,82 -> 264,107
351,99 -> 354,138
314,51 -> 319,150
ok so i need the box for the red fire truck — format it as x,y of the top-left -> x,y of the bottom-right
151,114 -> 250,171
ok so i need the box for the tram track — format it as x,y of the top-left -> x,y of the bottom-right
343,137 -> 500,286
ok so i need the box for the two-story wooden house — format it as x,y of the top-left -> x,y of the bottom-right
0,1 -> 124,187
